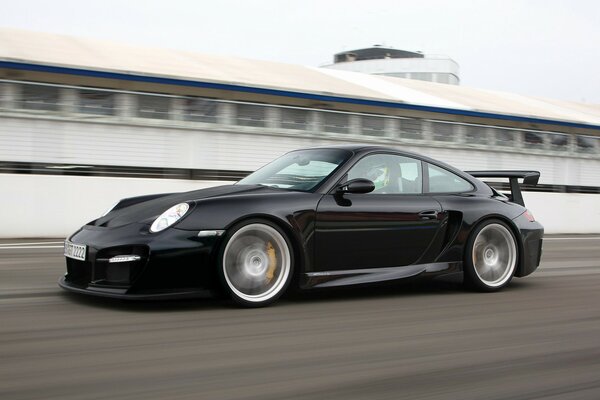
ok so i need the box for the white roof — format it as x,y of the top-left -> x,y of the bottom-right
1,28 -> 599,128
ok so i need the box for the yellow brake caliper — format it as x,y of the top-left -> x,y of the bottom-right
265,241 -> 277,283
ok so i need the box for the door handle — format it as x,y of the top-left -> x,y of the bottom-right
418,210 -> 438,220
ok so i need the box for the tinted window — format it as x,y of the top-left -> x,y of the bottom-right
399,119 -> 423,140
427,164 -> 473,193
138,95 -> 170,119
79,90 -> 115,115
21,84 -> 60,111
236,104 -> 266,127
347,154 -> 422,194
281,108 -> 309,130
361,116 -> 386,136
184,97 -> 218,123
322,112 -> 349,134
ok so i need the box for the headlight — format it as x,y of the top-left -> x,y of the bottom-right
150,203 -> 190,233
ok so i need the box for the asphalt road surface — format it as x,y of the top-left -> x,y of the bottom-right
1,236 -> 599,400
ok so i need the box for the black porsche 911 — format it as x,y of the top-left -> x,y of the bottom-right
60,145 -> 544,307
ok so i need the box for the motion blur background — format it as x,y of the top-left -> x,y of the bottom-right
1,0 -> 599,237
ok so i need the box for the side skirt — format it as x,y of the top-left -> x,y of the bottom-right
302,262 -> 463,289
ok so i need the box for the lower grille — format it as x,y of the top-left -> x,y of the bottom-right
65,245 -> 149,288
65,258 -> 93,286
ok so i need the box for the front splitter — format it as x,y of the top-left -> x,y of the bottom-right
58,277 -> 213,301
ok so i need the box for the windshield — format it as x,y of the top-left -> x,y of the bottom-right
237,148 -> 352,192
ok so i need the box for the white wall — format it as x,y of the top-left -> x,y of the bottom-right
522,191 -> 600,234
1,174 -> 598,238
1,174 -> 229,238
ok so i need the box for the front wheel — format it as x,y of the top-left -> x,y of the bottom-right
218,220 -> 293,307
464,219 -> 518,291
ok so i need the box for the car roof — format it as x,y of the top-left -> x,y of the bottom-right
295,144 -> 492,194
298,144 -> 402,152
295,144 -> 429,161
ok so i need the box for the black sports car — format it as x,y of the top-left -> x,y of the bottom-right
60,145 -> 544,307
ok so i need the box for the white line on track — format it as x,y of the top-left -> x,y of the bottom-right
543,237 -> 600,241
0,241 -> 64,247
0,245 -> 64,250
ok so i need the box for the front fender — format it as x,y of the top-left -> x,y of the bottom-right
174,192 -> 323,274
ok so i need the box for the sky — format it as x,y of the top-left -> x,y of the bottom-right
1,0 -> 599,103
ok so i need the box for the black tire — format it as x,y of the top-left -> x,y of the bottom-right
464,219 -> 519,292
217,219 -> 294,307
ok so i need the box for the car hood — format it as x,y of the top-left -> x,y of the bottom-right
91,184 -> 282,228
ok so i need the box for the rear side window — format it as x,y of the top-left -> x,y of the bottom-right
427,164 -> 473,193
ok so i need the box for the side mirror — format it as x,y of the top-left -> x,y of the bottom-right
336,178 -> 375,194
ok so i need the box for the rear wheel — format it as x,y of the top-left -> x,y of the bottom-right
218,220 -> 293,307
464,219 -> 518,291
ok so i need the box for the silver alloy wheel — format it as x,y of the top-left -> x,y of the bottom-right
472,223 -> 517,288
222,223 -> 291,303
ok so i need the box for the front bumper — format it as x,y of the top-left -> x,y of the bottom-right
59,223 -> 223,299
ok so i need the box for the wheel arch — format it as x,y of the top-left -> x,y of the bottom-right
466,214 -> 525,278
222,213 -> 306,283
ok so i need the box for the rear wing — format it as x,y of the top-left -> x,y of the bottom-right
466,170 -> 540,207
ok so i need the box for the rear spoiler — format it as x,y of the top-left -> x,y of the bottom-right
466,170 -> 540,207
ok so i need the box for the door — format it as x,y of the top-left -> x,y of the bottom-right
314,153 -> 445,272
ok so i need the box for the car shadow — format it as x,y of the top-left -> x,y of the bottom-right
287,276 -> 535,304
59,277 -> 534,311
287,279 -> 462,304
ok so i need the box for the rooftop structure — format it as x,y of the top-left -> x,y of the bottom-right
326,46 -> 460,85
333,47 -> 425,63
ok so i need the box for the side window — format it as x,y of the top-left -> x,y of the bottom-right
347,154 -> 423,194
427,164 -> 473,193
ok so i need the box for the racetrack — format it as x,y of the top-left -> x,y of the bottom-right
1,237 -> 599,400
